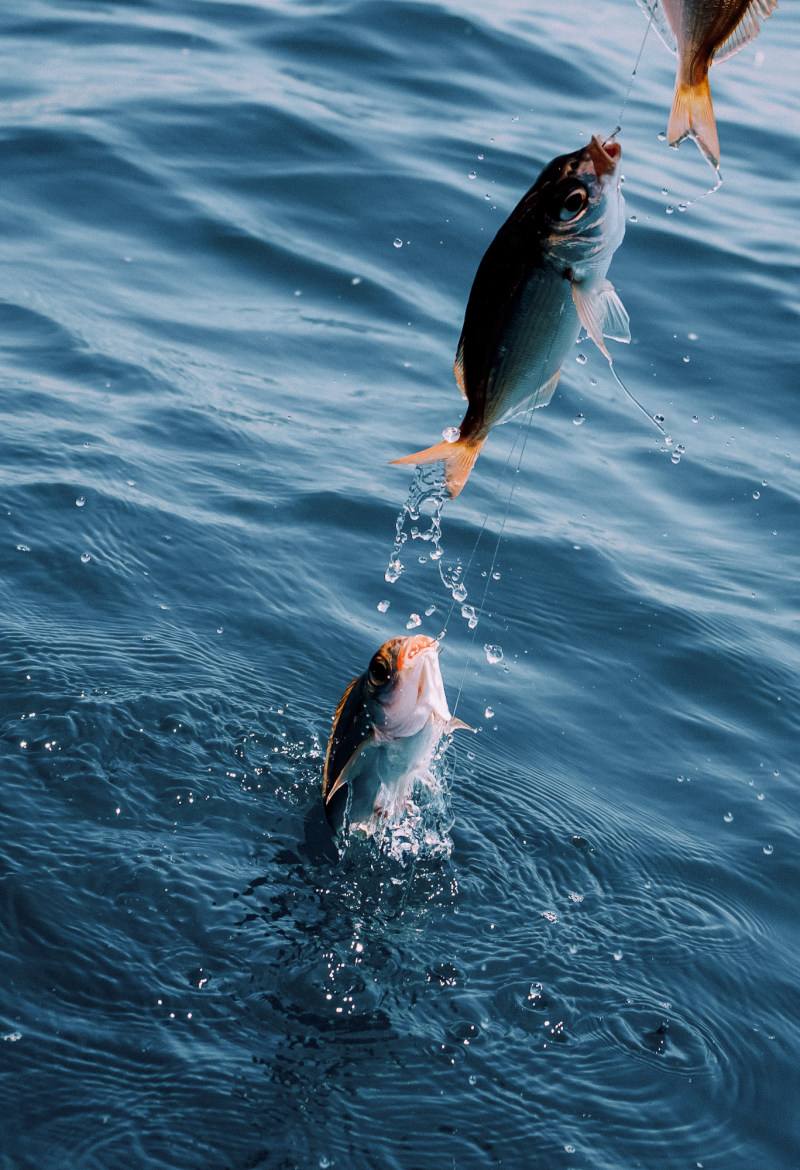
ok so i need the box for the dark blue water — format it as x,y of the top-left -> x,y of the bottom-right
1,2 -> 798,1167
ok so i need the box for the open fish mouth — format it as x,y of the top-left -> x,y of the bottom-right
588,135 -> 621,177
397,634 -> 438,671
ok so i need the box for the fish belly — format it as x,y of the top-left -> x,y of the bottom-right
487,270 -> 578,428
348,720 -> 442,826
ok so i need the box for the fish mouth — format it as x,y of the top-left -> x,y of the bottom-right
588,135 -> 621,178
397,634 -> 438,671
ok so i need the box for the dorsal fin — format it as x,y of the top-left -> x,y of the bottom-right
453,334 -> 467,398
634,0 -> 677,54
713,0 -> 778,64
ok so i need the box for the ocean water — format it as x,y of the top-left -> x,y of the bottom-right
1,1 -> 798,1167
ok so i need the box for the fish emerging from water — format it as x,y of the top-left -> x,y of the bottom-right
392,136 -> 628,498
636,0 -> 778,168
322,635 -> 470,834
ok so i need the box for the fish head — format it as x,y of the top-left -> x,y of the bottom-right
538,136 -> 626,278
366,634 -> 451,738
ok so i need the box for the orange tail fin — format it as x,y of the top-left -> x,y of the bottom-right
391,435 -> 485,499
668,74 -> 720,169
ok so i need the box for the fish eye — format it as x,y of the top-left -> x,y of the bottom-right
558,186 -> 588,221
368,655 -> 392,687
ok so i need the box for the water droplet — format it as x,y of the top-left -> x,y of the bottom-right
661,187 -> 669,196
657,132 -> 666,142
757,792 -> 765,801
573,412 -> 585,426
484,644 -> 503,665
80,552 -> 92,564
293,289 -> 302,297
677,202 -> 687,213
629,214 -> 638,223
723,811 -> 734,824
75,496 -> 86,508
612,949 -> 623,961
452,582 -> 467,603
468,170 -> 477,180
761,479 -> 768,487
392,238 -> 403,249
688,331 -> 699,341
676,443 -> 685,454
406,613 -> 422,629
424,604 -> 436,617
681,355 -> 690,363
655,413 -> 665,425
671,452 -> 681,464
16,544 -> 30,553
430,546 -> 443,561
762,843 -> 774,856
541,910 -> 558,923
2,1032 -> 22,1043
461,604 -> 478,629
484,706 -> 494,720
377,599 -> 390,613
126,479 -> 136,487
385,558 -> 403,584
491,570 -> 501,581
442,425 -> 460,443
216,626 -> 224,635
350,276 -> 362,285
665,205 -> 675,215
752,490 -> 761,500
575,352 -> 587,366
564,1145 -> 576,1155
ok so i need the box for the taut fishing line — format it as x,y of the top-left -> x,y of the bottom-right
616,6 -> 655,130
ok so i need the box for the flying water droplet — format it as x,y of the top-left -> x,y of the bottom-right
575,352 -> 587,365
612,949 -> 623,961
681,355 -> 690,363
377,599 -> 390,613
461,604 -> 478,629
752,490 -> 760,500
573,413 -> 585,426
665,205 -> 675,215
468,170 -> 477,180
483,706 -> 494,720
655,413 -> 665,425
80,552 -> 92,564
406,613 -> 422,629
762,843 -> 774,856
385,559 -> 403,584
75,496 -> 86,508
16,544 -> 30,553
442,425 -> 460,443
723,811 -> 734,824
392,238 -> 403,249
484,644 -> 503,665
452,582 -> 467,603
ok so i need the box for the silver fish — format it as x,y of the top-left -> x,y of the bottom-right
636,0 -> 778,167
393,137 -> 627,498
322,635 -> 469,833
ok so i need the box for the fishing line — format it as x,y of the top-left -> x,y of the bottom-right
451,401 -> 538,719
606,358 -> 667,436
616,6 -> 655,129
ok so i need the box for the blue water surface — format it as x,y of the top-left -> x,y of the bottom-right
1,2 -> 798,1168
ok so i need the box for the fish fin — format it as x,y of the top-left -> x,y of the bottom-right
324,734 -> 373,805
634,0 -> 677,54
535,370 -> 561,409
391,434 -> 485,499
453,335 -> 468,398
713,0 -> 778,64
446,716 -> 474,734
571,281 -> 630,361
668,75 -> 720,169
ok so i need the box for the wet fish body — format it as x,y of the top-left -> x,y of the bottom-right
322,635 -> 468,835
636,0 -> 778,167
393,137 -> 628,497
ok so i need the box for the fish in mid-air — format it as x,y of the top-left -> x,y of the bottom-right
392,136 -> 628,498
636,0 -> 778,168
322,635 -> 470,834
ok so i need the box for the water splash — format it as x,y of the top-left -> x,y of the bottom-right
385,463 -> 448,588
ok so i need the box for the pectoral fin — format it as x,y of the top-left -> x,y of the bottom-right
446,716 -> 475,734
325,734 -> 374,804
572,280 -> 630,362
535,370 -> 561,409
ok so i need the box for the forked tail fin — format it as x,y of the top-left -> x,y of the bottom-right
391,434 -> 485,499
668,74 -> 720,169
